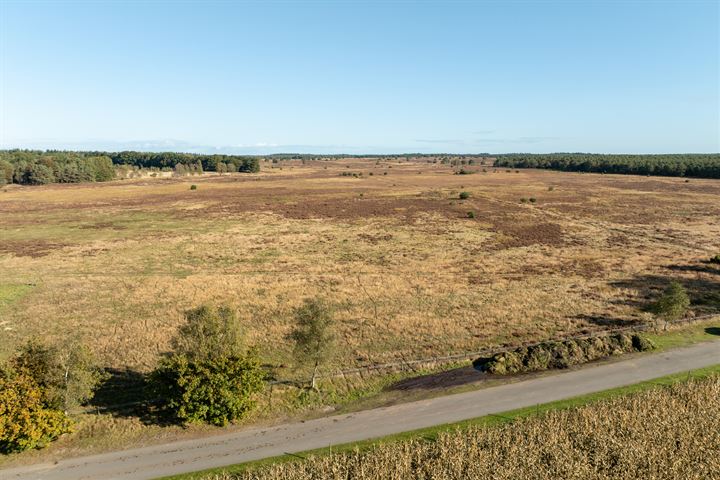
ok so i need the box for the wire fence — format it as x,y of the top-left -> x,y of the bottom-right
313,313 -> 719,380
76,313 -> 718,414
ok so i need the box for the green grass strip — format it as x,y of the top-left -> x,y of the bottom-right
159,363 -> 720,480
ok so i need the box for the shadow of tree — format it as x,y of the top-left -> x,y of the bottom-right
610,269 -> 720,314
89,368 -> 175,426
666,263 -> 720,276
386,365 -> 487,392
575,314 -> 639,329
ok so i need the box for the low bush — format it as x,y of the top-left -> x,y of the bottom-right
150,352 -> 265,426
190,184 -> 197,190
458,191 -> 470,200
476,333 -> 655,375
710,254 -> 720,264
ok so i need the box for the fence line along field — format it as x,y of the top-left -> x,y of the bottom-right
219,375 -> 720,480
1,158 -> 719,374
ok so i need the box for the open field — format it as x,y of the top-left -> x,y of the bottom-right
2,158 -> 720,374
2,158 -> 719,367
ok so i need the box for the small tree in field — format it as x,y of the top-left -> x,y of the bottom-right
171,305 -> 245,361
289,298 -> 335,390
11,339 -> 104,412
651,281 -> 690,330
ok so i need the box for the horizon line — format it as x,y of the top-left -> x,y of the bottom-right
2,148 -> 719,157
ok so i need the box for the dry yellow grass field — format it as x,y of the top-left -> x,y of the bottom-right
1,158 -> 719,375
219,375 -> 720,480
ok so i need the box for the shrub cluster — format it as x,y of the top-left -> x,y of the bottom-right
650,281 -> 690,326
10,340 -> 106,411
0,340 -> 103,453
150,352 -> 265,426
0,371 -> 72,454
475,333 -> 655,375
150,305 -> 266,426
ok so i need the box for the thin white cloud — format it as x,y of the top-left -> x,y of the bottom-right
414,139 -> 464,144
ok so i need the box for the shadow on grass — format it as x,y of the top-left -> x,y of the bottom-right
610,269 -> 720,313
89,368 -> 175,426
576,314 -> 638,328
387,365 -> 487,391
667,263 -> 720,276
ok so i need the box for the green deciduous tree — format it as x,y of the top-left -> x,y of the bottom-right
172,305 -> 245,361
150,352 -> 265,426
289,298 -> 335,390
0,159 -> 12,185
150,305 -> 265,426
651,281 -> 691,330
11,340 -> 105,411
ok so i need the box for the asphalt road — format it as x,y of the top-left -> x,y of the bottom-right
3,340 -> 719,480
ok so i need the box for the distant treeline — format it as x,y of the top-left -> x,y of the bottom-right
107,151 -> 260,174
0,150 -> 260,185
494,154 -> 720,178
0,151 -> 115,185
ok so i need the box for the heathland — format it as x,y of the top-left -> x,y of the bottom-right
2,158 -> 719,370
1,156 -> 719,460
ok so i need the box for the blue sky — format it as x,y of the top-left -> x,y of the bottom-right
1,1 -> 718,154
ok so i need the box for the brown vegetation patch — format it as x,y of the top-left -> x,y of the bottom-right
562,258 -> 607,278
490,220 -> 565,249
77,222 -> 128,230
261,197 -> 462,222
357,233 -> 394,244
0,240 -> 69,258
168,192 -> 474,223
